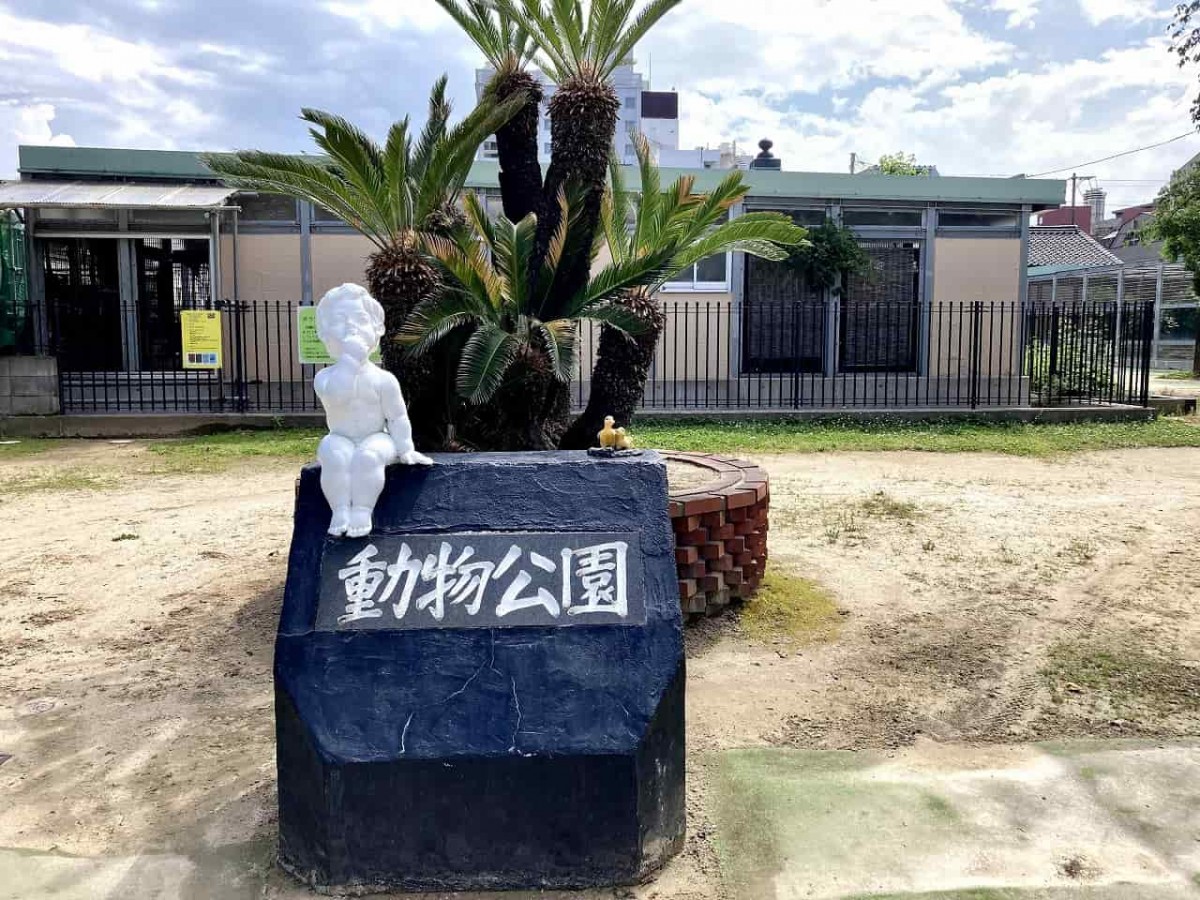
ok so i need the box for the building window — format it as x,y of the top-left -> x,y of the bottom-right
663,254 -> 729,292
624,95 -> 636,109
937,211 -> 1019,228
544,143 -> 552,155
312,204 -> 345,224
789,209 -> 828,228
237,193 -> 298,223
842,209 -> 922,228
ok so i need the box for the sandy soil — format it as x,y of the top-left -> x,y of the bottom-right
1,442 -> 1199,899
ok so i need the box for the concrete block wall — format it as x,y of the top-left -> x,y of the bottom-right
0,356 -> 59,416
666,453 -> 769,617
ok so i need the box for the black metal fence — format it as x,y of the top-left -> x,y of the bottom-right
43,298 -> 1153,414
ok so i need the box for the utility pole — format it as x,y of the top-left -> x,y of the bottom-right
1070,173 -> 1077,225
850,152 -> 857,175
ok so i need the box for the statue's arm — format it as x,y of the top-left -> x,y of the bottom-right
380,373 -> 414,452
380,371 -> 433,465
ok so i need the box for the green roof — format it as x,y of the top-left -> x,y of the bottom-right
20,145 -> 218,181
19,145 -> 1065,209
468,160 -> 1064,207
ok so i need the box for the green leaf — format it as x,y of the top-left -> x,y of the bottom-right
458,326 -> 520,403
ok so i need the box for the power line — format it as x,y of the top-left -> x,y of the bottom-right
1026,131 -> 1197,178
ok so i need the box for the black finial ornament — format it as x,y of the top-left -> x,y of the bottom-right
750,138 -> 781,170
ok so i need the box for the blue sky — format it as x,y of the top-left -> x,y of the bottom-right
0,0 -> 1196,210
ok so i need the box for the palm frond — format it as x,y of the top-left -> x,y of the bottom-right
458,325 -> 520,403
425,234 -> 505,309
202,151 -> 393,249
535,319 -> 578,382
669,214 -> 809,274
400,289 -> 489,354
497,0 -> 681,82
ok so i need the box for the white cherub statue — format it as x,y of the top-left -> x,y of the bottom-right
314,283 -> 432,538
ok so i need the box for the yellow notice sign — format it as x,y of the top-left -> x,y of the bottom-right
296,306 -> 380,365
180,310 -> 222,369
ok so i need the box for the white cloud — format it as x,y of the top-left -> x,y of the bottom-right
1076,0 -> 1165,25
672,34 -> 1198,209
322,0 -> 450,33
987,0 -> 1040,28
646,0 -> 1013,99
0,103 -> 74,179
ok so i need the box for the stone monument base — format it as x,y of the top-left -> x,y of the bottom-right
275,452 -> 685,892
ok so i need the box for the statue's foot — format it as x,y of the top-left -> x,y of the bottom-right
328,506 -> 351,536
398,449 -> 434,466
346,506 -> 372,538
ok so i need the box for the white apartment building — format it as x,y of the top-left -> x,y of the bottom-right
476,63 -> 677,165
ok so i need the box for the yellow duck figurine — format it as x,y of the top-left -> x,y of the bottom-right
615,427 -> 633,451
598,415 -> 619,449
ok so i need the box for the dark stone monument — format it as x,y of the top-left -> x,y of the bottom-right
275,451 -> 685,892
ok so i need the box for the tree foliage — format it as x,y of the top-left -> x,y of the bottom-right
876,152 -> 928,176
1146,163 -> 1200,290
1170,2 -> 1200,124
405,190 -> 672,407
784,222 -> 870,292
203,79 -> 519,253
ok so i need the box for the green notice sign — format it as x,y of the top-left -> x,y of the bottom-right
296,306 -> 380,365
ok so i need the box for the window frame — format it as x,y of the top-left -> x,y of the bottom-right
661,253 -> 731,293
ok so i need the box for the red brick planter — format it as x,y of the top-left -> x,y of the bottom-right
666,453 -> 769,618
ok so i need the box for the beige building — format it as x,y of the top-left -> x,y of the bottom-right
0,146 -> 1067,415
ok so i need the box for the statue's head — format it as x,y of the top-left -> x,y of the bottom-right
316,283 -> 385,364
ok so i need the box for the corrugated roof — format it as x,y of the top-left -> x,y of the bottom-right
1028,225 -> 1122,270
18,145 -> 1067,209
0,180 -> 236,209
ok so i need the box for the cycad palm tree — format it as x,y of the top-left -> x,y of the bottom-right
434,0 -> 544,223
402,191 -> 674,449
558,136 -> 810,449
495,0 -> 683,305
203,78 -> 520,446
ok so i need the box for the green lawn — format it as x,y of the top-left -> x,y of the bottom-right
635,416 -> 1200,457
1,418 -> 1198,467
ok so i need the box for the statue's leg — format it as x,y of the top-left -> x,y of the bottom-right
317,433 -> 355,536
346,433 -> 397,538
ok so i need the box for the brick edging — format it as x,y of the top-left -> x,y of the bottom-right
666,453 -> 769,618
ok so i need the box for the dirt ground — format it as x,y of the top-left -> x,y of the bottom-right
2,441 -> 1199,899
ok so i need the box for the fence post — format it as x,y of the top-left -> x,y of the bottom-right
969,301 -> 983,409
1048,305 -> 1061,404
1140,301 -> 1154,406
231,299 -> 247,413
1152,263 -> 1164,366
790,301 -> 801,409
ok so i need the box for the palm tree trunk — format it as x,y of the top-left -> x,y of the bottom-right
534,77 -> 620,304
560,291 -> 664,450
489,70 -> 544,224
366,235 -> 450,450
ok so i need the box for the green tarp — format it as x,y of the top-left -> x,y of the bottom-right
0,212 -> 28,350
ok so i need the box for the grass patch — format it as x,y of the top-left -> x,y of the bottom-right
859,490 -> 921,520
740,568 -> 842,648
9,417 -> 1200,466
0,439 -> 59,458
1156,370 -> 1199,380
0,468 -> 121,495
144,428 -> 322,472
1043,641 -> 1200,716
636,416 -> 1200,457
